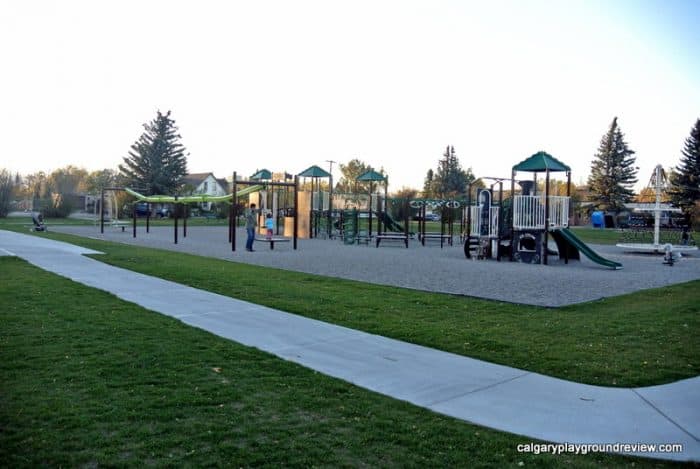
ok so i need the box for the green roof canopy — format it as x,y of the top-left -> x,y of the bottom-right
356,169 -> 386,182
298,165 -> 331,178
250,169 -> 272,181
512,151 -> 570,173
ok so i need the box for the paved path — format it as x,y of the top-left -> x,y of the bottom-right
1,230 -> 698,462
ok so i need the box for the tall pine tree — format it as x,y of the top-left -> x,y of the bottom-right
119,110 -> 189,195
587,117 -> 638,212
669,118 -> 700,225
430,146 -> 475,198
422,168 -> 435,197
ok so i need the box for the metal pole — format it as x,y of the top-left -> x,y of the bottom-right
440,204 -> 445,249
293,175 -> 299,250
183,204 -> 187,238
146,203 -> 150,233
132,202 -> 136,238
510,171 -> 515,261
497,181 -> 503,260
544,170 -> 550,265
232,172 -> 237,251
421,203 -> 426,246
174,195 -> 178,245
567,171 -> 572,226
326,160 -> 336,239
100,188 -> 105,234
328,174 -> 333,238
403,198 -> 409,248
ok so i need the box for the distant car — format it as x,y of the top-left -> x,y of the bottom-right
156,207 -> 171,218
413,213 -> 440,222
134,203 -> 151,217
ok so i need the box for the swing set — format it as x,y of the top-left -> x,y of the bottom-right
99,173 -> 300,251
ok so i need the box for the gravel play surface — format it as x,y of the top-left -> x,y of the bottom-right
51,225 -> 700,307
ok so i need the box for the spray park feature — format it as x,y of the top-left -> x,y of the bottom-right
616,164 -> 698,262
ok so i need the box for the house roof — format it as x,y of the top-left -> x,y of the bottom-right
512,151 -> 570,173
298,165 -> 331,178
216,178 -> 229,191
182,173 -> 214,187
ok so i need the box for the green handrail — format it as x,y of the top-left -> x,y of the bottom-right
124,185 -> 264,204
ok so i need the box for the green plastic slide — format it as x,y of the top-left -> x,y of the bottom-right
376,211 -> 405,232
552,228 -> 622,270
124,185 -> 263,204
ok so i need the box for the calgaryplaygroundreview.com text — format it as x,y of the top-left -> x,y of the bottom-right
516,442 -> 684,456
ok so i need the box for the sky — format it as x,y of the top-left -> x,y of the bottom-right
1,0 -> 699,192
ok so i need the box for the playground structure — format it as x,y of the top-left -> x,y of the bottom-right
100,173 -> 300,251
506,151 -> 575,265
616,164 -> 697,255
458,151 -> 622,269
91,153 -> 636,270
298,165 -> 333,239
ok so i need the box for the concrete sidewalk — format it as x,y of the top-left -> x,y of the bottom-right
1,230 -> 698,462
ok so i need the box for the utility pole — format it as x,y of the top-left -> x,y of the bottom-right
325,160 -> 336,178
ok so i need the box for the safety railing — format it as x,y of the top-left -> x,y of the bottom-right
513,195 -> 569,229
470,206 -> 500,237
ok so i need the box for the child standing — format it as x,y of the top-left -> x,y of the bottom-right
265,212 -> 274,240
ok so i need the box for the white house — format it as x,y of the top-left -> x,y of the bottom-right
182,173 -> 229,211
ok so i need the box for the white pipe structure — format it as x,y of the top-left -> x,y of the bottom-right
616,164 -> 695,254
653,164 -> 662,247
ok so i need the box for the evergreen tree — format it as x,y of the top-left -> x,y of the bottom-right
431,146 -> 475,198
587,117 -> 638,211
119,110 -> 189,195
669,118 -> 700,225
422,169 -> 435,198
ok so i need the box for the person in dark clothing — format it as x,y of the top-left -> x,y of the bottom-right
245,203 -> 258,251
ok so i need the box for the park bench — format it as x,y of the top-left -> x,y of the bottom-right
375,233 -> 409,248
254,237 -> 290,250
420,233 -> 453,247
113,221 -> 130,232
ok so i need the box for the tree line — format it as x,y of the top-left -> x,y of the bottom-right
1,111 -> 698,227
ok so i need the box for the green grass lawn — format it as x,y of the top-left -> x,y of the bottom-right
570,226 -> 699,246
3,215 -> 95,228
2,224 -> 697,388
569,227 -> 623,245
0,257 -> 681,468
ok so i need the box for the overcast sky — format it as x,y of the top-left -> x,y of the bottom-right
1,0 -> 698,191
